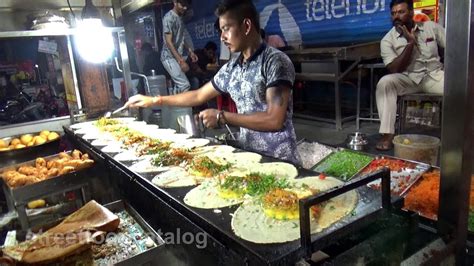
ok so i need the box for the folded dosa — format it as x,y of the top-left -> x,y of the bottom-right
3,200 -> 119,264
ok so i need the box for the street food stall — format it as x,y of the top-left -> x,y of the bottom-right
0,0 -> 472,265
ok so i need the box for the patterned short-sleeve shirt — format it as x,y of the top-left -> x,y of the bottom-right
211,44 -> 301,164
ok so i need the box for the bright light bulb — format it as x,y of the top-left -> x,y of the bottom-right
75,19 -> 114,63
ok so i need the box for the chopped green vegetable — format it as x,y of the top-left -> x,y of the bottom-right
313,150 -> 373,181
245,173 -> 290,196
469,210 -> 474,232
218,172 -> 290,196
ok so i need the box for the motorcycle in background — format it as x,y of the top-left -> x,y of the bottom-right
0,90 -> 47,125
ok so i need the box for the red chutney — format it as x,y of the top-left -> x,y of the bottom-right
362,157 -> 417,174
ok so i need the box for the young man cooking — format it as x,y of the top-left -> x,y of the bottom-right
125,0 -> 300,164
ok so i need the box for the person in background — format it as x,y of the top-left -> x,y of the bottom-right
261,28 -> 286,48
126,0 -> 301,164
187,41 -> 218,89
161,0 -> 198,95
375,0 -> 445,150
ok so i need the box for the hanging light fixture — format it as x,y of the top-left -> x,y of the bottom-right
74,0 -> 114,63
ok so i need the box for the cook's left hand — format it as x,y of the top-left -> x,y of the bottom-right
199,109 -> 219,128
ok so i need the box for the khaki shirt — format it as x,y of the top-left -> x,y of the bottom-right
381,21 -> 445,84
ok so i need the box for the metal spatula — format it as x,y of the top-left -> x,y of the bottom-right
104,105 -> 128,118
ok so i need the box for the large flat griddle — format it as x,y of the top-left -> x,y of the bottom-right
64,126 -> 389,265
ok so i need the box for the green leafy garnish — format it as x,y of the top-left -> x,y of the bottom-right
246,173 -> 290,196
218,172 -> 290,196
313,150 -> 373,181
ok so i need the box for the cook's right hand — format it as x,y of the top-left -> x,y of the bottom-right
125,94 -> 154,108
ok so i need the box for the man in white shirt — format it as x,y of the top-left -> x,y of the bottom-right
375,0 -> 445,150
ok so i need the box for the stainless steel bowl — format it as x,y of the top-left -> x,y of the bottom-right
346,132 -> 368,151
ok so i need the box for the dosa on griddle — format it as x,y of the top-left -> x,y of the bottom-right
184,179 -> 244,209
231,176 -> 358,244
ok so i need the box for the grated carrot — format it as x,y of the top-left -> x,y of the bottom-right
404,170 -> 440,219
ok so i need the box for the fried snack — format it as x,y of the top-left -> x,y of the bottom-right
18,166 -> 37,176
37,167 -> 49,180
0,139 -> 7,148
58,152 -> 72,160
62,159 -> 83,168
34,136 -> 46,145
40,130 -> 50,138
1,150 -> 94,188
59,166 -> 75,175
20,134 -> 33,145
15,144 -> 26,149
72,150 -> 82,159
10,138 -> 21,146
9,174 -> 31,188
28,199 -> 46,209
46,159 -> 56,169
50,159 -> 65,170
3,171 -> 21,185
47,132 -> 60,141
24,176 -> 41,186
46,168 -> 60,178
35,158 -> 46,168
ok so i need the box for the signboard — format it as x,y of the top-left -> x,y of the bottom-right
414,0 -> 437,8
414,0 -> 438,22
38,40 -> 58,54
182,0 -> 392,50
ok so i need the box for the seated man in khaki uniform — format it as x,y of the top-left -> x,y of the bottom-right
375,0 -> 445,150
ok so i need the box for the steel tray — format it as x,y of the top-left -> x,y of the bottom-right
0,131 -> 61,156
296,139 -> 336,170
358,155 -> 431,197
13,200 -> 165,266
401,166 -> 440,221
0,151 -> 94,205
101,200 -> 165,266
311,148 -> 374,181
0,133 -> 61,169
